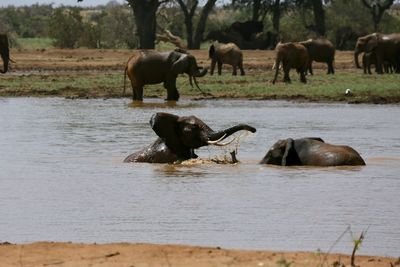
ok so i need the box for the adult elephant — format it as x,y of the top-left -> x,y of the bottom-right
229,20 -> 263,42
260,137 -> 365,166
299,38 -> 335,75
272,42 -> 309,84
363,50 -> 394,74
123,50 -> 207,101
0,33 -> 10,74
124,112 -> 256,163
354,33 -> 400,74
209,42 -> 245,76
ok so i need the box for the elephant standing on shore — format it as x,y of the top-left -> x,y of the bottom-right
299,38 -> 335,75
260,137 -> 365,166
0,33 -> 10,74
124,112 -> 257,163
354,33 -> 400,74
209,42 -> 245,76
272,42 -> 309,84
363,50 -> 394,74
123,50 -> 207,101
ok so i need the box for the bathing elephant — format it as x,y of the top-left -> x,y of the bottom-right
299,38 -> 335,75
209,42 -> 245,76
123,50 -> 207,101
124,112 -> 257,163
272,42 -> 309,84
0,33 -> 10,74
260,137 -> 366,166
354,33 -> 400,74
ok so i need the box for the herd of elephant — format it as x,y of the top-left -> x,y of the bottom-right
2,32 -> 398,167
122,32 -> 400,101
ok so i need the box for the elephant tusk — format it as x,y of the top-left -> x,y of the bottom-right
207,133 -> 227,145
212,136 -> 237,147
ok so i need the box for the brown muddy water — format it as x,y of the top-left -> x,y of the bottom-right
0,98 -> 399,256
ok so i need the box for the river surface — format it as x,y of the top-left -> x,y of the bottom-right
0,98 -> 399,257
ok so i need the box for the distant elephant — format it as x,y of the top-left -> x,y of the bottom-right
335,26 -> 367,51
363,50 -> 394,74
229,20 -> 263,42
354,33 -> 400,74
123,50 -> 207,101
0,33 -> 10,74
260,137 -> 366,166
124,112 -> 257,163
272,42 -> 309,84
209,42 -> 245,76
299,38 -> 335,75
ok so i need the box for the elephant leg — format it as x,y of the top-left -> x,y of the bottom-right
131,80 -> 143,101
327,61 -> 334,74
164,80 -> 180,101
299,69 -> 307,83
232,65 -> 237,76
210,60 -> 216,75
308,62 -> 313,75
239,62 -> 245,76
283,65 -> 291,83
217,61 -> 223,75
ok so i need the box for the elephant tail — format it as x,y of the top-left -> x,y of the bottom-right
123,65 -> 127,97
272,56 -> 281,84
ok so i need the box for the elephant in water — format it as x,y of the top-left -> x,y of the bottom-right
124,112 -> 256,163
260,137 -> 365,166
123,49 -> 207,101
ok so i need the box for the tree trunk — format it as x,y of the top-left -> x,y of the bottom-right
361,0 -> 395,32
177,0 -> 198,49
272,0 -> 281,34
311,0 -> 325,36
192,0 -> 217,49
252,0 -> 261,22
128,0 -> 160,49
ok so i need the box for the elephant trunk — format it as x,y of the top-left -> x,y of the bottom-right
207,124 -> 256,145
354,50 -> 361,69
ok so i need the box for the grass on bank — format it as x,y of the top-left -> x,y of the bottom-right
1,69 -> 400,103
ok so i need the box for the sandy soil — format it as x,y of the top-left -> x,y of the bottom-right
8,48 -> 355,72
0,242 -> 398,267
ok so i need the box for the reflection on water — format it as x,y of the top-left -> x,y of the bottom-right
0,97 -> 399,257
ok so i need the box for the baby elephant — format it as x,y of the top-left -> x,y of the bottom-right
209,42 -> 245,76
260,137 -> 365,166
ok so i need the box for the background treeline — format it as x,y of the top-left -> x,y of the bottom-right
1,0 -> 400,50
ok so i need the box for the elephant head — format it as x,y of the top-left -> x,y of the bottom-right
124,112 -> 257,163
0,34 -> 10,74
260,137 -> 365,166
170,51 -> 207,90
354,33 -> 380,68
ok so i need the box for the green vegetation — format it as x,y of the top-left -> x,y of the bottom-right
1,70 -> 399,103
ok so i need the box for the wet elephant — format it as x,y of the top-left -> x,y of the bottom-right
299,38 -> 335,75
123,50 -> 207,101
0,33 -> 10,74
209,42 -> 245,76
272,42 -> 309,84
124,112 -> 257,163
260,137 -> 365,166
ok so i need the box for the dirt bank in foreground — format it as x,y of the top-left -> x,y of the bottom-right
0,242 -> 398,267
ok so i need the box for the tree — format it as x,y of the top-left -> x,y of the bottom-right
296,0 -> 326,36
361,0 -> 395,31
176,0 -> 218,49
49,8 -> 83,48
78,0 -> 168,49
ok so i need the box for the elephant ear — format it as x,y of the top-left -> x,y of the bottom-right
365,35 -> 378,52
171,54 -> 189,75
282,138 -> 300,166
150,112 -> 183,152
